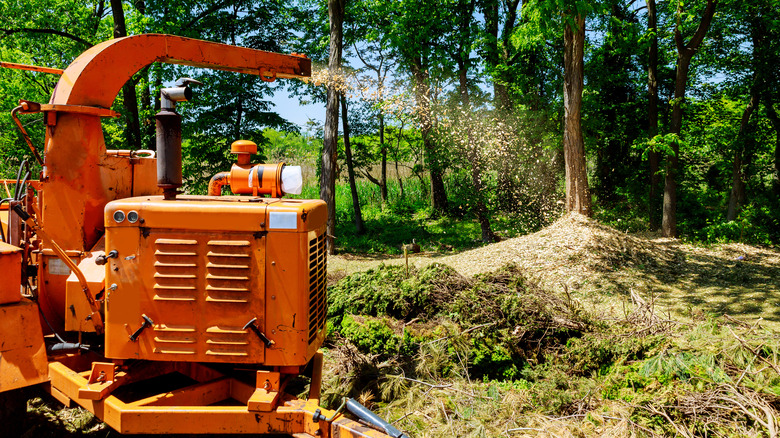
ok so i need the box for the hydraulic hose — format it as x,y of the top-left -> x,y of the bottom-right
345,398 -> 408,438
15,171 -> 30,201
13,159 -> 28,201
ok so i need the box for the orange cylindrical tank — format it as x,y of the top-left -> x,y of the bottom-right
229,162 -> 285,197
0,242 -> 22,304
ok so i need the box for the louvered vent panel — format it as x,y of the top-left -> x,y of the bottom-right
308,233 -> 327,343
206,240 -> 251,303
205,325 -> 250,357
153,238 -> 198,302
152,324 -> 197,355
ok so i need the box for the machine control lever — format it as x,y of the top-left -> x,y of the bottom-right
95,250 -> 118,265
243,318 -> 275,347
129,314 -> 154,342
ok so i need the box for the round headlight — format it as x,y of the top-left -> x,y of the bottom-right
127,210 -> 139,223
113,210 -> 126,223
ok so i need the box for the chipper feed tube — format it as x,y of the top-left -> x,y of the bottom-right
345,398 -> 409,438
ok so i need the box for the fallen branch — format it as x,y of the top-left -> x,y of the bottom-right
727,326 -> 780,376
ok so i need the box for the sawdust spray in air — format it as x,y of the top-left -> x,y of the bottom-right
306,65 -> 564,231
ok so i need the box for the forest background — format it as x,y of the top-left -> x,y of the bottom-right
0,0 -> 778,253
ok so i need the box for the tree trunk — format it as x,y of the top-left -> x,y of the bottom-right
726,90 -> 758,221
110,0 -> 142,150
661,55 -> 690,238
341,95 -> 366,234
136,66 -> 154,149
379,112 -> 387,203
483,0 -> 508,111
322,0 -> 345,254
394,121 -> 406,199
563,14 -> 591,216
411,57 -> 447,213
661,0 -> 717,237
647,0 -> 661,229
457,54 -> 495,242
764,99 -> 780,196
395,159 -> 404,199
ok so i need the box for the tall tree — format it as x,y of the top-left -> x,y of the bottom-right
341,95 -> 366,234
587,1 -> 643,207
110,0 -> 142,150
380,0 -> 450,213
563,10 -> 591,215
353,38 -> 393,204
480,0 -> 521,111
726,90 -> 758,221
322,0 -> 345,253
646,0 -> 661,229
450,0 -> 497,241
661,0 -> 717,237
725,2 -> 777,221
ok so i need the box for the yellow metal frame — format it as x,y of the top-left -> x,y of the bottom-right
46,352 -> 394,437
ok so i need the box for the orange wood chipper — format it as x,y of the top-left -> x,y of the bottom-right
0,34 -> 406,438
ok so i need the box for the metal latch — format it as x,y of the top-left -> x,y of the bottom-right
129,314 -> 154,341
243,317 -> 274,347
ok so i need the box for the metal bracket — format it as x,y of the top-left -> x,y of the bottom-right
247,370 -> 281,412
260,70 -> 277,82
78,362 -> 118,400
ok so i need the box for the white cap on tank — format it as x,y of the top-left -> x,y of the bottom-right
280,165 -> 303,195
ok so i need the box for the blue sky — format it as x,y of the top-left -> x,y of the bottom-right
273,89 -> 324,132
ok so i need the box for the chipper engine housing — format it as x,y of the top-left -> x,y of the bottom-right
103,195 -> 327,366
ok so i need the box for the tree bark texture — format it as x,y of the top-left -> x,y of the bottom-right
563,14 -> 591,216
322,0 -> 345,253
341,95 -> 366,234
110,0 -> 142,150
646,0 -> 661,229
661,0 -> 717,237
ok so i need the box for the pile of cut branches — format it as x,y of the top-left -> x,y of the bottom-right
322,262 -> 780,437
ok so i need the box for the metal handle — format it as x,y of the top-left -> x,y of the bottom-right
129,314 -> 154,342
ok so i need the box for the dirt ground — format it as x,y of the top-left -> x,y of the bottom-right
329,213 -> 780,329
